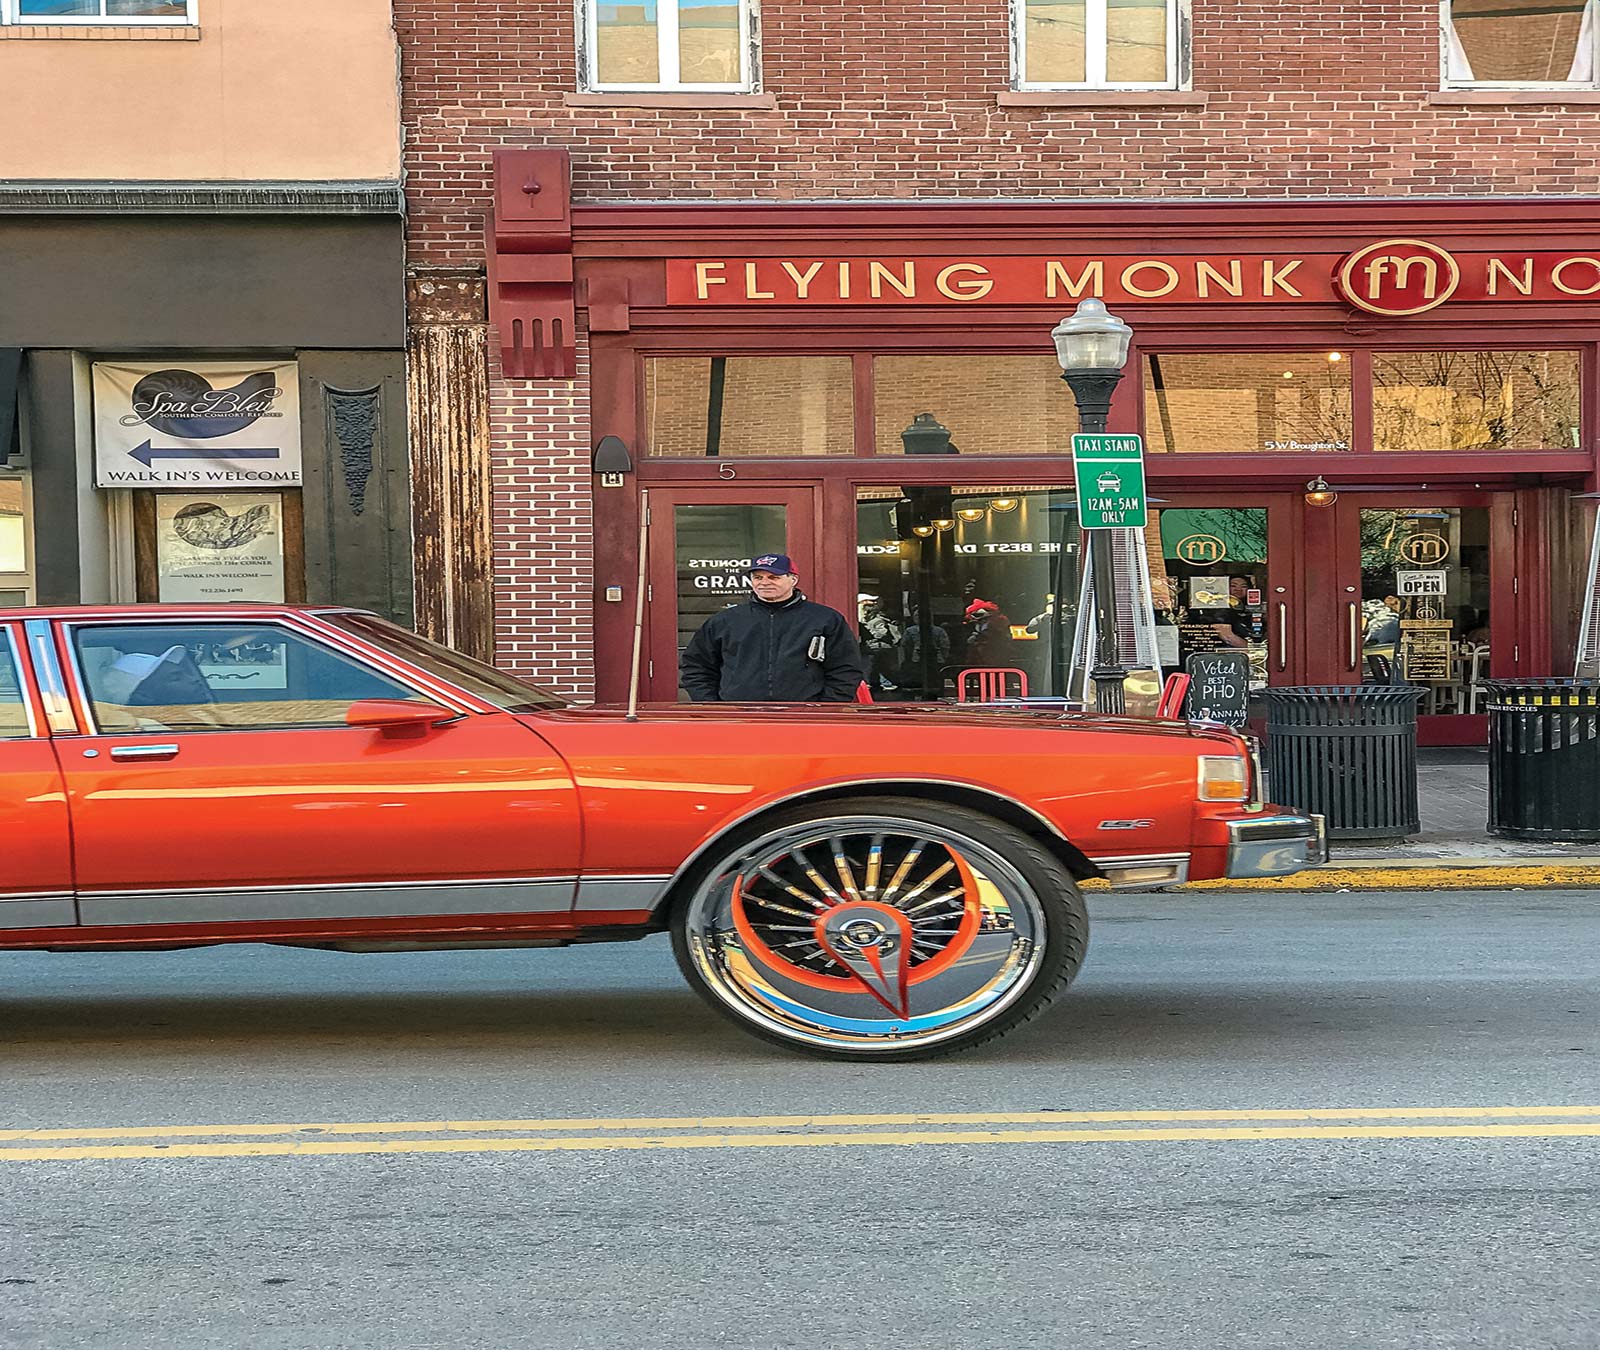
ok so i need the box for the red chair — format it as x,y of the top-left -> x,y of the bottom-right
957,668 -> 1029,703
1156,672 -> 1191,719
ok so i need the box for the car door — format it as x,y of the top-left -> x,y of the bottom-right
53,616 -> 581,930
0,622 -> 73,929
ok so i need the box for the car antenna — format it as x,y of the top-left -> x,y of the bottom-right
625,487 -> 649,722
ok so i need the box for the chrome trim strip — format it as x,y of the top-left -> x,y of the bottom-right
23,620 -> 77,734
78,878 -> 578,927
574,875 -> 672,912
1,626 -> 39,738
0,896 -> 76,929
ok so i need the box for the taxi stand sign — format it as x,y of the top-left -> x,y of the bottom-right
1072,433 -> 1148,530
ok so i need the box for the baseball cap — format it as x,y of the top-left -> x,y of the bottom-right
746,553 -> 797,577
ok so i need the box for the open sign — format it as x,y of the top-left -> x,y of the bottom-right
1396,570 -> 1447,597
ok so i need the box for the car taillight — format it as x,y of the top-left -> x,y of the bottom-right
1197,755 -> 1250,803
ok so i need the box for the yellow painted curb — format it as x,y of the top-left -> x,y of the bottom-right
1087,862 -> 1600,892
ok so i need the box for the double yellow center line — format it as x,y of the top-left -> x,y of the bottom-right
2,1105 -> 1598,1163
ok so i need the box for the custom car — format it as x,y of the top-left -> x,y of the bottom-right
0,606 -> 1324,1059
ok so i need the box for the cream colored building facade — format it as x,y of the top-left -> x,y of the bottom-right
0,0 -> 412,618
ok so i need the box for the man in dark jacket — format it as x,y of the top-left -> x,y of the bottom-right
680,554 -> 865,702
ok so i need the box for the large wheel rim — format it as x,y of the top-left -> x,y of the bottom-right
681,813 -> 1050,1053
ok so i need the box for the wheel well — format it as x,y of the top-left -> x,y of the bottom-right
657,780 -> 1100,921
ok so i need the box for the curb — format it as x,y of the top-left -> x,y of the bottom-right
1188,860 -> 1600,892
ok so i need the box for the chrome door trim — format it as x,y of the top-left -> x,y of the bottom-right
108,744 -> 180,761
77,876 -> 580,927
574,875 -> 672,912
22,620 -> 77,734
1,625 -> 39,738
0,893 -> 76,929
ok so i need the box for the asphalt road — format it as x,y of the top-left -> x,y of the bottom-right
2,890 -> 1598,1350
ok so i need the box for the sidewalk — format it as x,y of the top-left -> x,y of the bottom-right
1198,748 -> 1600,891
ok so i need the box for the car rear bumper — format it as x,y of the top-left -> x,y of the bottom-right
1225,812 -> 1328,879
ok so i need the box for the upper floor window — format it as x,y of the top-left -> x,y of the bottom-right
1445,0 -> 1599,86
1013,0 -> 1186,90
582,0 -> 757,92
2,0 -> 194,21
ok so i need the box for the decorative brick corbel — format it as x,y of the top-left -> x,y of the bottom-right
486,148 -> 577,380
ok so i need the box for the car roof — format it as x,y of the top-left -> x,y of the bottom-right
0,604 -> 360,622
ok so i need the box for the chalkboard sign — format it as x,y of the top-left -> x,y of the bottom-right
1184,650 -> 1251,726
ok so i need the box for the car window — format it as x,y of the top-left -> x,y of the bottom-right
324,613 -> 567,711
0,632 -> 29,738
73,623 -> 437,734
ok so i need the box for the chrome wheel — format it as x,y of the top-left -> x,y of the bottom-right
677,810 -> 1059,1056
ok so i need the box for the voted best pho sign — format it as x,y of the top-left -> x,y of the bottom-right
1072,433 -> 1148,530
93,361 -> 302,489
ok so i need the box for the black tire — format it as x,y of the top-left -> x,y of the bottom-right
669,795 -> 1089,1061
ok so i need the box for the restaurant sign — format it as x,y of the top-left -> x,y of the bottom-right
668,240 -> 1600,316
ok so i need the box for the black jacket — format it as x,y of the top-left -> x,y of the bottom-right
680,593 -> 865,702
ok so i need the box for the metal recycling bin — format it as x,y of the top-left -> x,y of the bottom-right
1265,686 -> 1425,842
1486,679 -> 1600,843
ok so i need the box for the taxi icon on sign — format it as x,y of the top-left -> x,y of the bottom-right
1096,470 -> 1122,493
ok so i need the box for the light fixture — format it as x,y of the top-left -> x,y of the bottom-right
931,517 -> 956,532
1327,351 -> 1344,363
956,506 -> 987,522
591,434 -> 634,488
1281,370 -> 1295,380
901,412 -> 956,456
911,523 -> 935,537
989,497 -> 1019,513
1304,476 -> 1337,508
1051,298 -> 1134,372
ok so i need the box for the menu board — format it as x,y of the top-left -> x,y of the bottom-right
1400,619 -> 1453,681
1184,650 -> 1252,727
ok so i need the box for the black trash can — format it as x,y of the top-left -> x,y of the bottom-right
1265,686 -> 1425,842
1485,679 -> 1600,843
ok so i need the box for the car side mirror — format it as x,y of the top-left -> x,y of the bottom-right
345,698 -> 454,734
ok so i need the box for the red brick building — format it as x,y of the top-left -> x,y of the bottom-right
396,0 -> 1600,743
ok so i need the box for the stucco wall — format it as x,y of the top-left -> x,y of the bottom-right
0,0 -> 400,181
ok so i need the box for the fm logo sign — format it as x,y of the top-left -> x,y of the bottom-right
1337,239 -> 1462,317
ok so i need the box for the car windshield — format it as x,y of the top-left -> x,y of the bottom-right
325,613 -> 568,712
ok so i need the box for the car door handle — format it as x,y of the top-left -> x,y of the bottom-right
108,744 -> 180,762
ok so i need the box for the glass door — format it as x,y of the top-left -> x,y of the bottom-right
645,487 -> 817,701
1329,492 -> 1505,746
1149,495 -> 1303,720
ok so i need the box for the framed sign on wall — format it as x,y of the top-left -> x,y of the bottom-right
140,492 -> 304,604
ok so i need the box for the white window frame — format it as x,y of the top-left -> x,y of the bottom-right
579,0 -> 759,92
0,472 -> 34,607
1441,0 -> 1600,90
0,0 -> 196,24
1012,0 -> 1188,91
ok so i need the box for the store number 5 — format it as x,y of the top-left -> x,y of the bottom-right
718,464 -> 737,479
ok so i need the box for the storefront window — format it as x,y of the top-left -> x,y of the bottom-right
645,357 -> 854,457
1359,507 -> 1492,714
874,357 -> 1079,455
0,475 -> 30,605
1154,507 -> 1270,708
855,486 -> 1081,701
1144,352 -> 1353,453
1372,351 -> 1580,452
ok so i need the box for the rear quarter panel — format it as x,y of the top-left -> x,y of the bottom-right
531,712 -> 1206,875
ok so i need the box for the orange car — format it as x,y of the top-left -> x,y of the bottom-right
0,605 -> 1324,1059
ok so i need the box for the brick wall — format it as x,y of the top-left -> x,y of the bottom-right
487,332 -> 596,699
395,0 -> 1600,692
396,0 -> 1600,270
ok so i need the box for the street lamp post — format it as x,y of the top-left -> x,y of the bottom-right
1052,298 -> 1134,716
